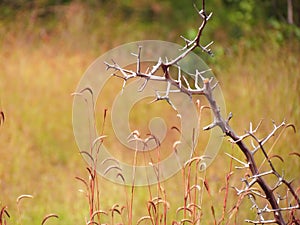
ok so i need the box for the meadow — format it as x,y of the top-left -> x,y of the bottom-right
0,1 -> 300,224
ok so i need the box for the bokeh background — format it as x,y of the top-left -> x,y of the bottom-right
1,0 -> 300,224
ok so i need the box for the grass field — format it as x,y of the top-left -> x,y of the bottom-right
0,2 -> 300,224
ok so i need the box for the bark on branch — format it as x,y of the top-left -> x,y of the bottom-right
106,0 -> 299,223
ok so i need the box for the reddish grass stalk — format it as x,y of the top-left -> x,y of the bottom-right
217,158 -> 233,225
0,206 -> 9,225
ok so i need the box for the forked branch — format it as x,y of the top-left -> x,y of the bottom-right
106,0 -> 299,224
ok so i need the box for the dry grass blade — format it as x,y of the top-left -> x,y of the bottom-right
210,205 -> 216,225
187,184 -> 201,193
103,165 -> 122,175
101,157 -> 120,166
110,204 -> 122,215
187,203 -> 201,211
203,179 -> 211,196
90,210 -> 108,220
184,156 -> 210,168
78,87 -> 94,97
116,173 -> 125,183
109,204 -> 124,225
154,199 -> 169,207
16,194 -> 33,204
86,167 -> 95,179
0,111 -> 4,125
75,176 -> 89,190
152,197 -> 162,205
71,88 -> 94,105
86,221 -> 100,225
147,201 -> 157,214
171,126 -> 182,134
179,218 -> 193,224
289,152 -> 300,158
176,207 -> 193,217
145,133 -> 161,148
91,135 -> 107,149
269,154 -> 284,163
173,141 -> 181,152
41,214 -> 59,225
137,216 -> 152,225
80,151 -> 95,165
0,206 -> 10,222
286,123 -> 296,133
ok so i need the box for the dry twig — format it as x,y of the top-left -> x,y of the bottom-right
106,0 -> 300,224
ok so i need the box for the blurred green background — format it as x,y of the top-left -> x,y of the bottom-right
0,0 -> 299,224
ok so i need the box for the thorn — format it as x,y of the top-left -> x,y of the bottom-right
203,122 -> 216,131
193,3 -> 200,13
207,12 -> 213,20
225,152 -> 249,167
226,112 -> 233,123
182,75 -> 191,90
199,9 -> 204,16
211,81 -> 219,90
138,78 -> 149,92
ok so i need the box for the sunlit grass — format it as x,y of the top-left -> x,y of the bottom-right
0,2 -> 299,224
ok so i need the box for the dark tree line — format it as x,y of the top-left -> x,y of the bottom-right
0,0 -> 299,26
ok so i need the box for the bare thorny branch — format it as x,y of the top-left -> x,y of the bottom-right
105,0 -> 299,224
